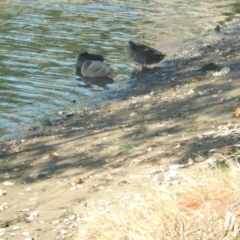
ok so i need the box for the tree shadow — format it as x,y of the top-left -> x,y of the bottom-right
1,27 -> 240,184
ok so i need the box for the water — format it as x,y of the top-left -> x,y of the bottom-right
0,0 -> 237,142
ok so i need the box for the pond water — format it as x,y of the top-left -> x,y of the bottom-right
0,0 -> 238,142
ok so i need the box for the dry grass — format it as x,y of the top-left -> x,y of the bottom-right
77,146 -> 240,240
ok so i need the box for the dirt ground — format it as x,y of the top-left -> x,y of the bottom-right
0,24 -> 240,239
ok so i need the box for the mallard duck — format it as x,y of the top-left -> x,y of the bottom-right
76,52 -> 104,76
81,60 -> 113,77
127,40 -> 166,69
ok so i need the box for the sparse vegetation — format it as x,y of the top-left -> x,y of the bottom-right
59,211 -> 75,221
119,142 -> 133,152
77,147 -> 240,240
40,117 -> 52,126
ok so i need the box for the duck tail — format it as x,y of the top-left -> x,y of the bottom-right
155,52 -> 166,60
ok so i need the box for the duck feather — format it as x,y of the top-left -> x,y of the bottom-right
128,40 -> 165,68
81,60 -> 112,77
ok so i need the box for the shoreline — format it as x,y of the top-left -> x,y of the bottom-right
1,20 -> 239,145
1,21 -> 240,150
1,22 -> 239,150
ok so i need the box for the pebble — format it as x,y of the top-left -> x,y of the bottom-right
68,215 -> 76,221
144,95 -> 151,100
143,103 -> 153,109
199,90 -> 209,96
52,220 -> 60,224
22,232 -> 30,237
118,180 -> 128,186
12,226 -> 21,231
151,175 -> 159,183
2,181 -> 14,186
213,67 -> 230,76
147,147 -> 153,152
0,202 -> 8,211
71,177 -> 83,185
60,229 -> 68,235
130,112 -> 138,117
0,189 -> 7,196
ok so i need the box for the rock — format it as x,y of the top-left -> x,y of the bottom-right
198,90 -> 209,96
0,202 -> 8,211
147,147 -> 153,152
143,104 -> 153,109
2,181 -> 14,186
71,177 -> 83,185
12,226 -> 21,231
213,67 -> 230,76
68,215 -> 77,221
0,188 -> 7,196
22,231 -> 30,237
234,108 -> 240,117
60,229 -> 68,235
215,25 -> 220,32
49,152 -> 59,159
38,173 -> 47,179
118,180 -> 128,186
130,112 -> 138,117
201,63 -> 219,71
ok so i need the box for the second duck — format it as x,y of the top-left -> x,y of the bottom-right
127,40 -> 166,69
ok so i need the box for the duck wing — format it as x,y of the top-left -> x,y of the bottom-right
140,46 -> 165,64
88,62 -> 110,72
84,61 -> 112,77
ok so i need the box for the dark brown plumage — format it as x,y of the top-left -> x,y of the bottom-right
76,52 -> 104,76
127,41 -> 166,69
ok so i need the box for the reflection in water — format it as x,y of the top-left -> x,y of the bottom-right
0,0 -> 238,141
78,76 -> 114,91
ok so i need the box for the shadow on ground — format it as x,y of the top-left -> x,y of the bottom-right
0,25 -> 240,184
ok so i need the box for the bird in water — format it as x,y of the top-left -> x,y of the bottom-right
81,60 -> 113,77
76,52 -> 104,76
127,40 -> 166,69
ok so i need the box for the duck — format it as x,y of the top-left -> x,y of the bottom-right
127,40 -> 166,69
76,52 -> 104,76
81,60 -> 113,77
